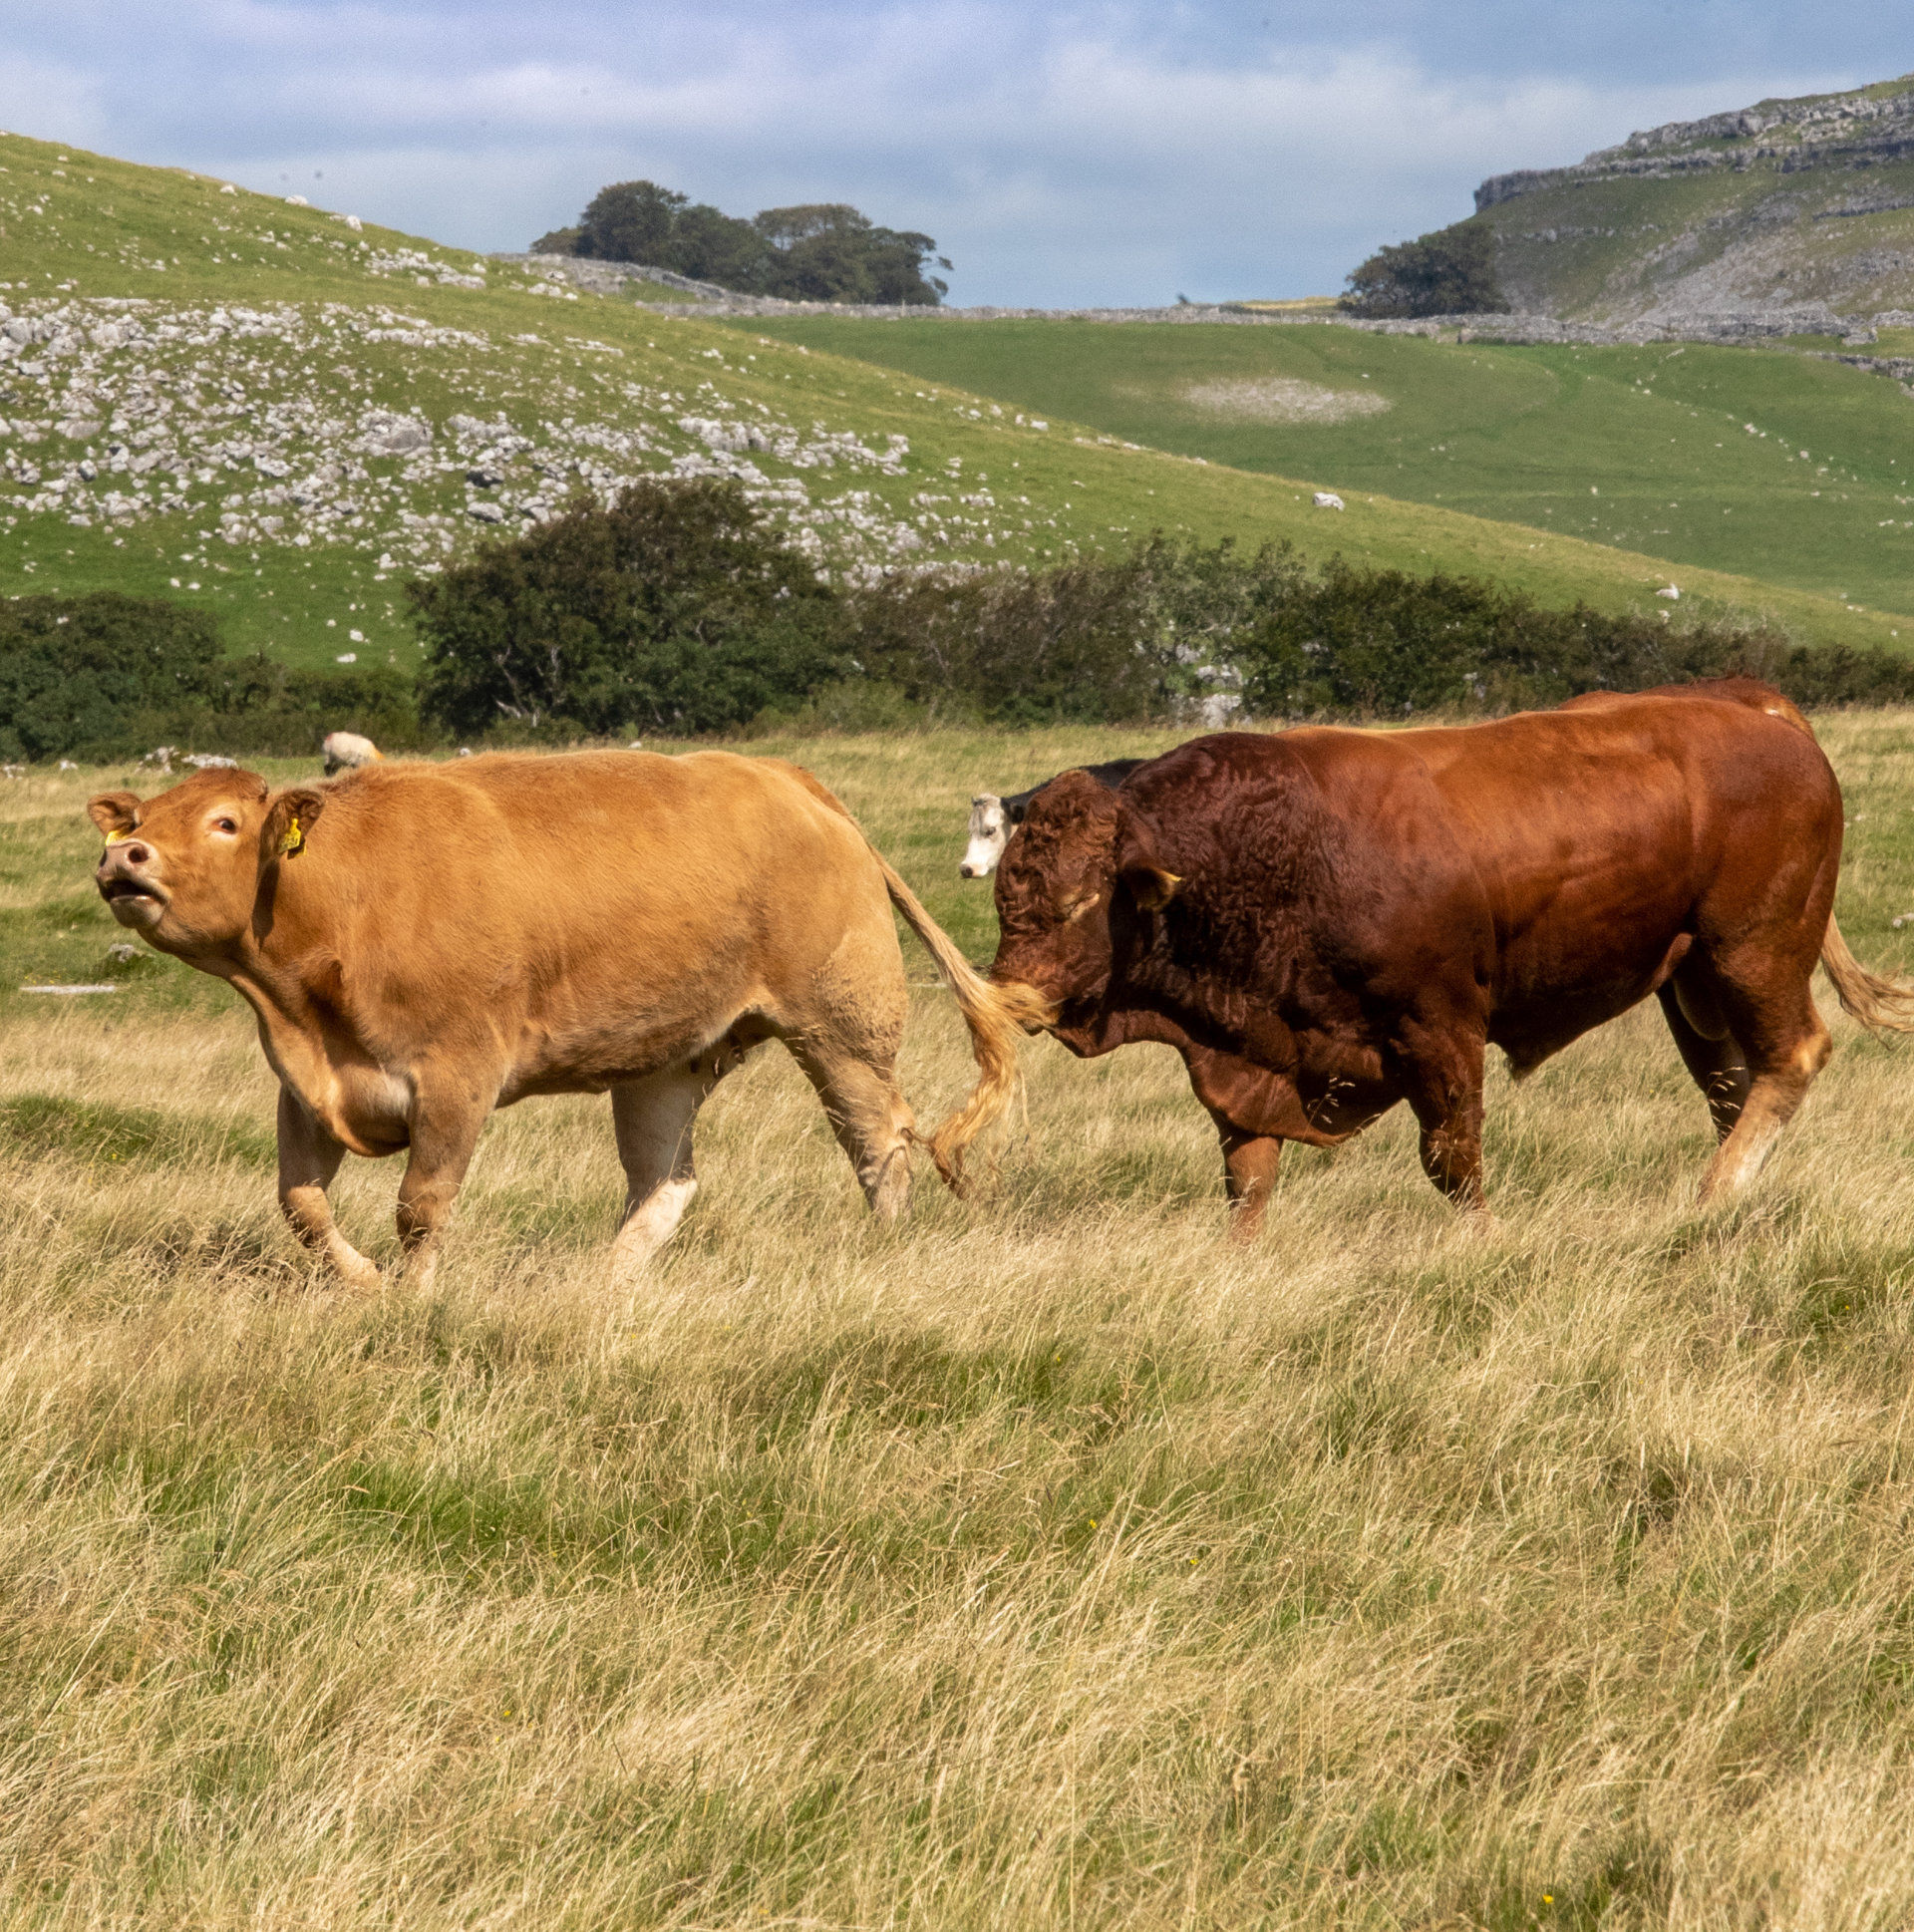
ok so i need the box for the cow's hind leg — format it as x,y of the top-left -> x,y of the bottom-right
784,938 -> 915,1222
788,1038 -> 916,1222
277,1086 -> 381,1293
1658,970 -> 1752,1143
1697,959 -> 1831,1202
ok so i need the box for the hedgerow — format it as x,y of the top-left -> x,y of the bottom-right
8,482 -> 1914,762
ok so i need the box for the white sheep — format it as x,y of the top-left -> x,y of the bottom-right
322,731 -> 384,775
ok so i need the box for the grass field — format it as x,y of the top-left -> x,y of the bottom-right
4,129 -> 1912,675
9,720 -> 1914,1925
732,317 -> 1914,623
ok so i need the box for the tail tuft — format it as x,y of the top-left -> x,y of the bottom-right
1822,915 -> 1914,1034
875,854 -> 1035,1189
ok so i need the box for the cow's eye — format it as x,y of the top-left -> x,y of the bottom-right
213,816 -> 238,834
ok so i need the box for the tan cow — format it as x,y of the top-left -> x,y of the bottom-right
90,751 -> 1028,1290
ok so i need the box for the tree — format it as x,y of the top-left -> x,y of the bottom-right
412,481 -> 846,737
755,203 -> 950,304
531,180 -> 953,303
1340,222 -> 1509,318
576,180 -> 688,265
664,202 -> 776,290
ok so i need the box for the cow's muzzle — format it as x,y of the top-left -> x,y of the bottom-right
97,845 -> 168,929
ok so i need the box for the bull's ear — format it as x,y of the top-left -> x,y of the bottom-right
262,786 -> 327,859
1122,864 -> 1183,911
88,791 -> 142,839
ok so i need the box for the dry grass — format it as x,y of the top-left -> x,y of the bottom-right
7,717 -> 1914,1928
1177,377 -> 1393,425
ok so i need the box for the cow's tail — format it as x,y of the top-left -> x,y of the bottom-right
873,852 -> 1053,1188
1821,915 -> 1914,1034
778,761 -> 1046,1188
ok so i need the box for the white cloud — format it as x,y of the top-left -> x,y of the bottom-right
0,53 -> 108,149
0,0 -> 1873,302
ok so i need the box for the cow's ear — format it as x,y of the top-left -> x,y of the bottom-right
262,786 -> 327,859
1122,864 -> 1183,911
88,792 -> 142,839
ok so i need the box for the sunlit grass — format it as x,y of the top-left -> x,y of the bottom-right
5,720 -> 1914,1926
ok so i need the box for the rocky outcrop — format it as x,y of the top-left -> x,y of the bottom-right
1466,76 -> 1914,323
1476,82 -> 1914,211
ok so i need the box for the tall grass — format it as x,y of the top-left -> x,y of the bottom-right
5,718 -> 1914,1927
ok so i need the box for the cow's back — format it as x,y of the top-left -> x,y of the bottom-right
269,750 -> 892,1086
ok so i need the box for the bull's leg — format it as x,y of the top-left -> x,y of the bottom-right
394,1090 -> 489,1291
1696,963 -> 1831,1202
1219,1127 -> 1283,1241
788,1041 -> 916,1222
1399,1027 -> 1488,1210
277,1085 -> 381,1293
1657,973 -> 1752,1143
608,1066 -> 712,1277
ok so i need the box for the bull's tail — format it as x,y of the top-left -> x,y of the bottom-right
872,852 -> 1053,1187
1822,915 -> 1914,1033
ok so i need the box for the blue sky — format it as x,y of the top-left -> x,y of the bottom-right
2,3 -> 1907,304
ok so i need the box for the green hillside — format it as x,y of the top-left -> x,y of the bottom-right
0,130 -> 1907,678
1470,74 -> 1914,323
728,316 -> 1914,623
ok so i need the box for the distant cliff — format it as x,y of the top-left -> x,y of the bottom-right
1463,76 -> 1914,324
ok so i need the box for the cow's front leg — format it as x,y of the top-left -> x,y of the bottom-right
277,1086 -> 381,1292
1219,1127 -> 1283,1240
396,1084 -> 490,1290
1399,1027 -> 1488,1211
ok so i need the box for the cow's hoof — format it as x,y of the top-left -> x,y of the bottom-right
330,1254 -> 383,1295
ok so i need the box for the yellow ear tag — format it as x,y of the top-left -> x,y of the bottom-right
279,815 -> 304,856
105,829 -> 134,845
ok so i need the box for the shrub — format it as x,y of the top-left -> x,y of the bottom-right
412,480 -> 846,737
1228,562 -> 1914,719
178,655 -> 424,758
835,536 -> 1302,727
0,593 -> 222,762
0,594 -> 428,763
1341,222 -> 1510,318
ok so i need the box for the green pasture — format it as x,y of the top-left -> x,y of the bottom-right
4,130 -> 1912,675
732,316 -> 1914,622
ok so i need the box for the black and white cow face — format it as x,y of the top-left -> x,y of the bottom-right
960,795 -> 1011,878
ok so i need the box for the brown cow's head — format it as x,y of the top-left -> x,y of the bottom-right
89,770 -> 327,956
989,769 -> 1127,1026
